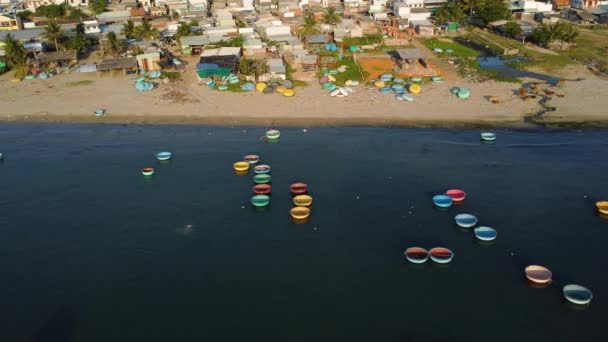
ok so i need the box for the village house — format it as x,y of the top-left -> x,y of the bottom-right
571,0 -> 600,9
509,0 -> 554,14
199,47 -> 241,73
25,0 -> 89,11
423,0 -> 447,10
551,0 -> 571,10
0,13 -> 18,31
561,7 -> 599,22
259,58 -> 287,81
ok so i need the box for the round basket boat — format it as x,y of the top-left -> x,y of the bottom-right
429,247 -> 454,264
454,213 -> 478,228
290,182 -> 308,195
141,167 -> 154,176
432,76 -> 444,83
95,109 -> 106,116
433,195 -> 453,208
251,194 -> 271,207
266,129 -> 281,140
253,174 -> 271,184
256,82 -> 267,92
404,247 -> 429,264
283,89 -> 295,97
446,189 -> 466,202
563,285 -> 593,305
474,226 -> 497,241
155,151 -> 172,161
243,154 -> 260,164
408,83 -> 421,94
253,184 -> 272,195
411,77 -> 422,82
290,206 -> 311,220
525,265 -> 552,284
233,161 -> 250,172
253,164 -> 271,174
480,132 -> 496,141
595,201 -> 608,215
293,194 -> 313,207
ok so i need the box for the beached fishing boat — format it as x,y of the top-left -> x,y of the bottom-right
253,164 -> 271,174
233,161 -> 250,172
596,201 -> 608,215
454,214 -> 478,228
433,195 -> 453,208
563,285 -> 593,305
251,194 -> 270,207
525,265 -> 552,284
95,109 -> 105,116
290,207 -> 311,220
253,184 -> 272,195
293,195 -> 313,207
480,132 -> 497,141
446,189 -> 466,201
290,182 -> 308,195
243,154 -> 260,164
155,152 -> 172,161
473,226 -> 497,241
253,174 -> 271,184
266,129 -> 281,139
404,247 -> 429,264
141,167 -> 154,176
429,247 -> 454,264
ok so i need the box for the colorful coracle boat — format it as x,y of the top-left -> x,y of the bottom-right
293,195 -> 313,207
141,167 -> 155,176
445,189 -> 466,202
480,132 -> 496,141
473,226 -> 497,241
433,195 -> 453,208
253,184 -> 271,195
290,206 -> 310,220
251,195 -> 270,207
253,164 -> 271,174
155,151 -> 172,161
253,174 -> 271,184
596,201 -> 608,215
233,161 -> 250,172
525,265 -> 552,284
244,154 -> 260,164
266,129 -> 281,139
404,247 -> 429,264
454,213 -> 478,228
290,182 -> 308,195
429,247 -> 454,264
563,285 -> 593,305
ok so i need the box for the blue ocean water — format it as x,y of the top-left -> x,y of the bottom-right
0,124 -> 606,342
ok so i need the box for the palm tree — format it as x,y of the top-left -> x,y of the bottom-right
298,12 -> 321,40
322,7 -> 342,26
253,60 -> 269,81
135,18 -> 159,40
104,31 -> 123,56
121,19 -> 135,39
3,34 -> 27,78
176,22 -> 192,41
42,19 -> 65,51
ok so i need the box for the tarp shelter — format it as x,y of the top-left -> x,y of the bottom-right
196,68 -> 232,78
396,48 -> 428,68
97,57 -> 138,76
36,50 -> 78,65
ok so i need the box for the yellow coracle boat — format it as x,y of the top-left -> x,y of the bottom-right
293,194 -> 313,207
283,89 -> 295,97
233,161 -> 250,172
409,83 -> 421,94
290,207 -> 311,220
596,201 -> 608,215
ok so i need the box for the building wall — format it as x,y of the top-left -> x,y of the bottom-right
25,0 -> 90,10
0,16 -> 18,31
571,0 -> 599,9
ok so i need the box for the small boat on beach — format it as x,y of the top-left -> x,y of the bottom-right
266,129 -> 281,140
244,154 -> 260,164
253,184 -> 271,195
433,195 -> 453,208
446,189 -> 466,201
290,182 -> 308,195
233,161 -> 250,172
596,201 -> 608,215
141,167 -> 154,176
429,247 -> 454,264
254,164 -> 271,174
94,109 -> 105,116
525,265 -> 552,284
155,152 -> 172,161
563,285 -> 593,305
454,214 -> 478,228
290,207 -> 311,220
473,226 -> 497,241
404,247 -> 429,264
480,132 -> 497,141
293,195 -> 313,207
251,195 -> 270,207
253,174 -> 271,184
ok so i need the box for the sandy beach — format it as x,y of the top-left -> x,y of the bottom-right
1,63 -> 607,127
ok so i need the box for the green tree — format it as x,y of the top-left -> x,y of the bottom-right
35,4 -> 67,19
104,31 -> 124,56
531,22 -> 578,47
16,10 -> 34,20
176,22 -> 192,40
239,58 -> 255,76
475,0 -> 510,24
89,0 -> 107,15
135,19 -> 159,40
253,59 -> 269,81
2,34 -> 28,78
121,19 -> 136,39
42,19 -> 65,51
217,35 -> 244,47
66,8 -> 87,19
322,7 -> 342,26
66,23 -> 89,53
504,21 -> 522,39
435,1 -> 467,25
298,11 -> 321,39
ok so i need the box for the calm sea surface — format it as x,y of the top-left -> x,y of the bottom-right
0,124 -> 607,342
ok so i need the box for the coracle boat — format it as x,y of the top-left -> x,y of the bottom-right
155,151 -> 172,161
290,207 -> 311,220
525,265 -> 552,284
253,174 -> 271,184
596,201 -> 608,215
480,132 -> 496,141
293,195 -> 313,207
233,161 -> 250,172
253,164 -> 271,174
433,195 -> 453,208
473,226 -> 497,241
290,183 -> 308,195
404,247 -> 429,264
244,154 -> 260,164
429,247 -> 454,264
141,167 -> 154,176
454,213 -> 478,228
446,189 -> 466,202
266,129 -> 281,140
251,195 -> 270,207
563,285 -> 593,305
253,184 -> 271,195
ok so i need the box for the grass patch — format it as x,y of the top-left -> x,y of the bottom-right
318,56 -> 368,86
66,80 -> 94,86
286,62 -> 309,88
422,38 -> 481,58
161,71 -> 182,80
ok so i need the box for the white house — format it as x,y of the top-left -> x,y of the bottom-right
401,0 -> 424,8
511,0 -> 554,12
83,20 -> 100,34
25,0 -> 89,10
255,20 -> 291,40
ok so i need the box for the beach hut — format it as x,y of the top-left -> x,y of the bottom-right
395,49 -> 428,69
97,57 -> 138,76
35,50 -> 78,74
136,53 -> 162,72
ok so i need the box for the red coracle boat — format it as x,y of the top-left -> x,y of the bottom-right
446,189 -> 466,202
253,184 -> 272,195
290,182 -> 308,195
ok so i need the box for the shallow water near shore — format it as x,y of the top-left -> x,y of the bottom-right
0,124 -> 607,341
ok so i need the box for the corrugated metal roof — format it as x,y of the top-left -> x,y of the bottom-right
396,48 -> 426,60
